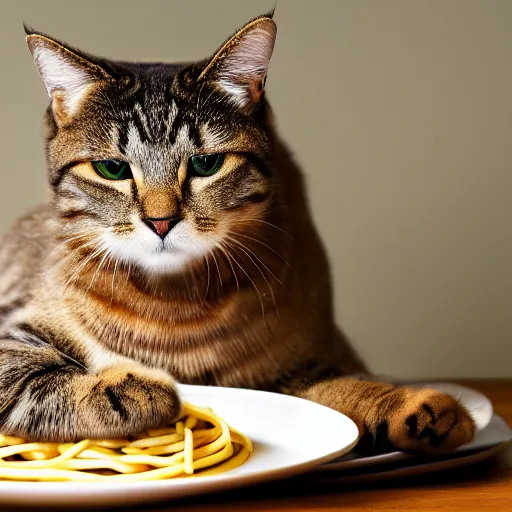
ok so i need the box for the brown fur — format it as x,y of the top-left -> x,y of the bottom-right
0,15 -> 474,452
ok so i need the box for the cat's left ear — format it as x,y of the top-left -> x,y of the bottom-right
25,29 -> 113,125
200,14 -> 277,110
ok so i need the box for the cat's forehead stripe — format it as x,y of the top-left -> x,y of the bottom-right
133,102 -> 153,143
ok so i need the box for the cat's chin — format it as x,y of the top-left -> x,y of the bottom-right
101,222 -> 217,276
131,251 -> 201,275
110,247 -> 206,276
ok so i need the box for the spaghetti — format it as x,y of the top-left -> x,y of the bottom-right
0,403 -> 252,481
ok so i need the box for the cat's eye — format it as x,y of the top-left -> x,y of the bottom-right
189,154 -> 225,177
92,160 -> 133,180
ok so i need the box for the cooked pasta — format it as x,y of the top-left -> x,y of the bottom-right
0,403 -> 252,482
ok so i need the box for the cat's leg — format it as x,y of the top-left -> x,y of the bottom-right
0,337 -> 181,441
296,377 -> 475,454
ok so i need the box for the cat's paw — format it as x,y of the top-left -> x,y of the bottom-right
76,365 -> 182,439
386,388 -> 475,454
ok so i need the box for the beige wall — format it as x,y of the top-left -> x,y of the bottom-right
0,0 -> 510,378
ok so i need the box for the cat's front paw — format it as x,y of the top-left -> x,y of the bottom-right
76,365 -> 182,439
385,388 -> 475,454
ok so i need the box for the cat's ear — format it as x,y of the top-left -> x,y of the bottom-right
25,28 -> 113,124
199,14 -> 277,110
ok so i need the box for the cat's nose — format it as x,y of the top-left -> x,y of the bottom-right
144,216 -> 180,239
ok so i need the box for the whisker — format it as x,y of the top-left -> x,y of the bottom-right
110,256 -> 120,304
87,246 -> 110,293
125,262 -> 133,286
211,250 -> 223,289
221,242 -> 265,320
63,242 -> 104,290
183,269 -> 193,301
204,254 -> 211,299
234,218 -> 293,240
233,233 -> 291,268
225,239 -> 279,317
54,232 -> 94,244
227,236 -> 284,288
189,264 -> 201,302
215,243 -> 239,291
50,232 -> 98,258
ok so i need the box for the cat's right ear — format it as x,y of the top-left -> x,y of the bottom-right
25,29 -> 113,125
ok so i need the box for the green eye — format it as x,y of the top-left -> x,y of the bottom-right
92,160 -> 133,180
189,154 -> 225,177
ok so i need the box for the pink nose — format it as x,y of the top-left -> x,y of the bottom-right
144,217 -> 179,238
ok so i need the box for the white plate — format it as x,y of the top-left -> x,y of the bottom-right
0,385 -> 359,507
319,381 -> 494,471
310,442 -> 510,485
419,382 -> 494,431
319,449 -> 411,471
317,413 -> 511,472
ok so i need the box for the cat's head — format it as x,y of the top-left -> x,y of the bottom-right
26,14 -> 280,275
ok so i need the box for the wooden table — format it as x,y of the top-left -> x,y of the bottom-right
147,380 -> 512,512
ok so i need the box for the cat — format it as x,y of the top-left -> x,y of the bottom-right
0,12 -> 475,453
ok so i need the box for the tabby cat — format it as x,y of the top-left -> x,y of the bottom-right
0,13 -> 475,453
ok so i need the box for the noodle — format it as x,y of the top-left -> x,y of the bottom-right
0,403 -> 252,482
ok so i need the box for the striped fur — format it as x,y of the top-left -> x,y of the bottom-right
0,15 -> 474,452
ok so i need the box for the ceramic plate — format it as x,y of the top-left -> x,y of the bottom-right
418,382 -> 494,431
310,442 -> 510,485
0,385 -> 359,507
319,381 -> 494,471
317,414 -> 511,472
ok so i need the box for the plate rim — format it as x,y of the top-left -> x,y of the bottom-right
394,380 -> 494,431
316,381 -> 497,472
310,441 -> 510,485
